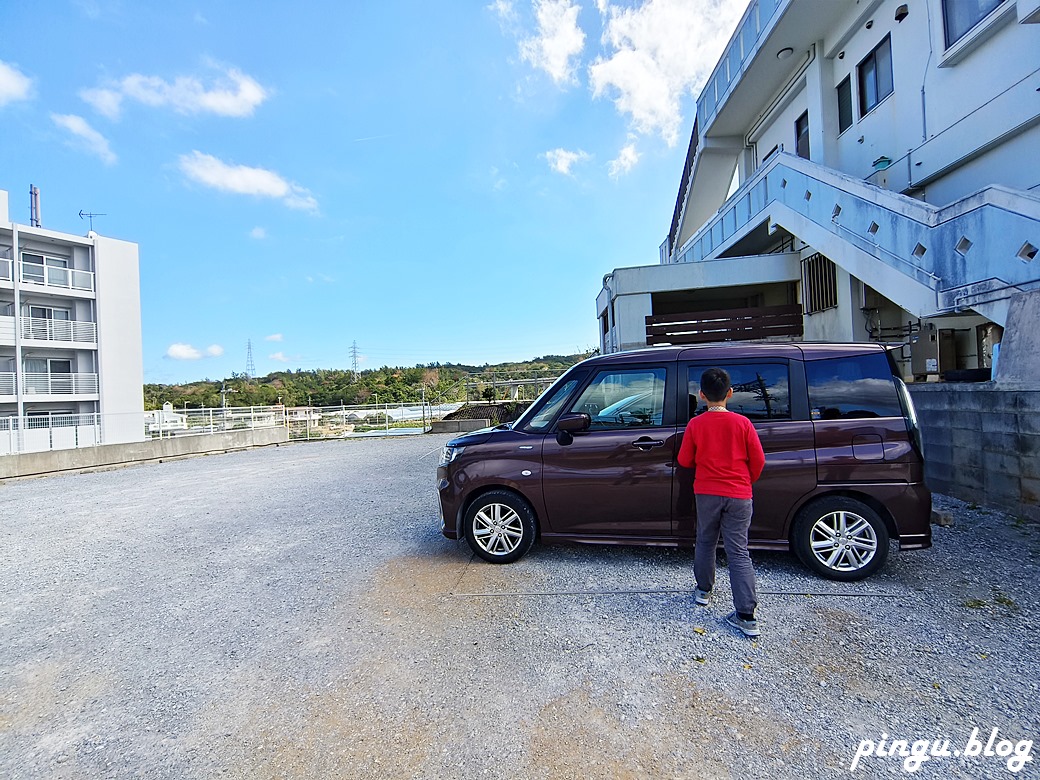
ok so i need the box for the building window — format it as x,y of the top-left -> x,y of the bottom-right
836,77 -> 853,134
858,36 -> 893,116
802,253 -> 838,314
795,111 -> 810,159
943,0 -> 1004,47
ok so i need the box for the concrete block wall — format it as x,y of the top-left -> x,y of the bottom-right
908,383 -> 1040,520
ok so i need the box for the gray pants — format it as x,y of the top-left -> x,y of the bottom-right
694,494 -> 758,617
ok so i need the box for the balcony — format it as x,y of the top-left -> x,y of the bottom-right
0,372 -> 13,396
0,258 -> 11,283
19,261 -> 94,293
22,317 -> 97,344
22,373 -> 99,395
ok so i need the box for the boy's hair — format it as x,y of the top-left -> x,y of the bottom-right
700,367 -> 731,403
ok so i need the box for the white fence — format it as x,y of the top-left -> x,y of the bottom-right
0,401 -> 468,457
0,413 -> 103,455
286,402 -> 464,440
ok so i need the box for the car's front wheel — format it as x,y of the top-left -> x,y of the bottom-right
792,497 -> 889,581
463,490 -> 536,564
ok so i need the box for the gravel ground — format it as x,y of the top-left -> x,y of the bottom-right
1,435 -> 1038,779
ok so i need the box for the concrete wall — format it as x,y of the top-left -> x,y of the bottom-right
0,427 -> 289,480
95,234 -> 144,444
430,419 -> 491,433
909,383 -> 1040,521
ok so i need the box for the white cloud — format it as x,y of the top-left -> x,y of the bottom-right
608,140 -> 640,178
249,226 -> 267,239
166,342 -> 223,360
590,0 -> 747,146
543,147 -> 590,175
166,343 -> 202,360
269,352 -> 289,362
79,87 -> 123,120
0,60 -> 33,107
50,114 -> 117,165
179,151 -> 318,211
82,66 -> 268,120
265,333 -> 283,342
520,0 -> 586,86
488,0 -> 517,22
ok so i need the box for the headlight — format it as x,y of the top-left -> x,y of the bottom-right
439,444 -> 465,466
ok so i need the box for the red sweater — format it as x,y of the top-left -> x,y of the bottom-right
676,411 -> 765,499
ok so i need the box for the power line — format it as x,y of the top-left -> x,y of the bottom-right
350,340 -> 360,381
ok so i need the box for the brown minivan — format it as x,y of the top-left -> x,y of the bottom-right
437,343 -> 931,581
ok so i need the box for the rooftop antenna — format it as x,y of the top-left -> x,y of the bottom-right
29,185 -> 42,227
245,339 -> 256,379
78,209 -> 106,233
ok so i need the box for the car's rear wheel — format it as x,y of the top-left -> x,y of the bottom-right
464,490 -> 536,564
792,497 -> 889,581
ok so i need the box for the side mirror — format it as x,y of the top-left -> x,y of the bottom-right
556,412 -> 591,433
555,412 -> 590,446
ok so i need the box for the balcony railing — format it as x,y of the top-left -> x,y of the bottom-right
0,373 -> 14,395
19,262 -> 95,293
22,372 -> 99,395
22,317 -> 98,344
0,258 -> 11,282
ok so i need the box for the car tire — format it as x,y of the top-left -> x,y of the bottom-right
464,490 -> 537,564
792,496 -> 889,581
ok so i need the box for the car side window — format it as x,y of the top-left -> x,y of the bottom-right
687,363 -> 792,422
805,353 -> 902,419
570,368 -> 667,430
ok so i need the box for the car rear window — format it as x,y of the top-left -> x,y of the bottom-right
806,352 -> 902,419
687,363 -> 791,421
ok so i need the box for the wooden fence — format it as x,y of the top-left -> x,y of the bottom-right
645,304 -> 804,346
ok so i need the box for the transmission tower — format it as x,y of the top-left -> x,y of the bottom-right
246,339 -> 256,378
350,340 -> 360,381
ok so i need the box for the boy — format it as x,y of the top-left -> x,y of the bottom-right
677,368 -> 766,637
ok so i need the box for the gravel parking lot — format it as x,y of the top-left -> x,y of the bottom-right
1,435 -> 1038,779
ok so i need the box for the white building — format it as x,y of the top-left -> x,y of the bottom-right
0,187 -> 144,452
598,0 -> 1040,379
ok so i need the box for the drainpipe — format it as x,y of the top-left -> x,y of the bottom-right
12,224 -> 23,427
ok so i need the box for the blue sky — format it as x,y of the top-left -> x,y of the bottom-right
1,0 -> 745,383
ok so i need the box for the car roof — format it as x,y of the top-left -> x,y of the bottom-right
582,341 -> 889,367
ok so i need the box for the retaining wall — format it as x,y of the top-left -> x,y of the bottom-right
909,383 -> 1040,520
429,419 -> 491,433
0,427 -> 289,480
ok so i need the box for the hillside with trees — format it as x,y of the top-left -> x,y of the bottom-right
143,352 -> 595,410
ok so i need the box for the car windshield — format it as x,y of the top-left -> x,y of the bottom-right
517,377 -> 580,432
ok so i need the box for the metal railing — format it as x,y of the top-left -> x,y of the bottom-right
22,372 -> 99,395
0,401 -> 469,457
286,402 -> 464,440
22,317 -> 97,343
146,405 -> 286,437
0,413 -> 102,454
19,262 -> 94,292
0,373 -> 14,395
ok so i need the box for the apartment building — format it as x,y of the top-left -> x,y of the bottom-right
0,188 -> 144,452
598,0 -> 1040,380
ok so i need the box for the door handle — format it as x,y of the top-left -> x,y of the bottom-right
631,437 -> 665,451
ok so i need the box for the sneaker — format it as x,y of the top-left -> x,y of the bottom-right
725,611 -> 761,638
694,588 -> 711,607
